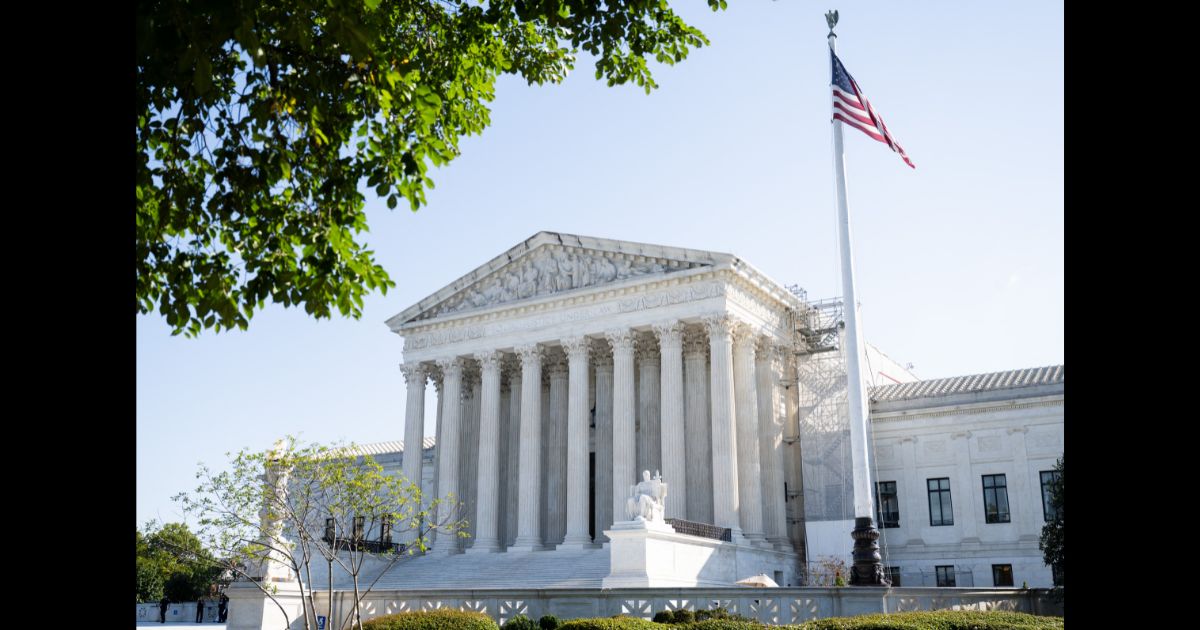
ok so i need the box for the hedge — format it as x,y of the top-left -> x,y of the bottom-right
679,620 -> 766,630
362,609 -> 500,630
557,616 -> 664,630
786,610 -> 1063,630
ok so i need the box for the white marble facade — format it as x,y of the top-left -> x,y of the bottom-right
389,232 -> 803,559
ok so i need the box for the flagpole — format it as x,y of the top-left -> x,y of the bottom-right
825,10 -> 886,587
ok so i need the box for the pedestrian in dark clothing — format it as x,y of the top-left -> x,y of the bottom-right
159,597 -> 170,623
218,594 -> 229,622
195,597 -> 206,623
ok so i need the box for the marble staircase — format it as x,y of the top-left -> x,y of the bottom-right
349,546 -> 610,590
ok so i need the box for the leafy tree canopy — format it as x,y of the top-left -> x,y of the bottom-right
136,0 -> 728,336
137,522 -> 225,602
1039,456 -> 1063,588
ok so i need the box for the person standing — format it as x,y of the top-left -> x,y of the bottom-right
159,597 -> 170,623
218,593 -> 229,623
195,596 -> 206,623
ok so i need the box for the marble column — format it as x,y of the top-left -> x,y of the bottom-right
607,329 -> 637,526
540,374 -> 551,542
653,321 -> 686,520
703,315 -> 743,541
732,323 -> 767,545
511,344 -> 544,551
497,373 -> 511,547
460,366 -> 482,548
546,348 -> 569,546
757,340 -> 791,550
433,358 -> 464,553
636,334 -> 661,478
562,336 -> 593,547
400,363 -> 427,545
683,327 -> 713,524
430,369 -> 444,544
592,341 -> 614,542
469,351 -> 503,552
505,359 -> 522,547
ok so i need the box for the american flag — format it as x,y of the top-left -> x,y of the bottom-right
831,51 -> 915,169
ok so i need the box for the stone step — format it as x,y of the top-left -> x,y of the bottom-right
338,547 -> 611,590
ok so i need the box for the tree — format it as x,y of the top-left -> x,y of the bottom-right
136,522 -> 226,602
1039,456 -> 1063,590
136,0 -> 728,336
175,436 -> 464,630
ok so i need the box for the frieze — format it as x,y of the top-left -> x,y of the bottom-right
415,246 -> 707,321
725,283 -> 789,332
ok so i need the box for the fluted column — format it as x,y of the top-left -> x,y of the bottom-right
469,351 -> 503,552
653,322 -> 686,520
497,375 -> 511,547
505,360 -> 522,547
636,334 -> 661,478
593,342 -> 614,542
562,336 -> 593,547
433,358 -> 464,553
732,323 -> 767,545
400,363 -> 427,544
460,366 -> 481,548
757,339 -> 791,550
511,344 -> 544,551
683,327 -> 713,523
607,329 -> 637,525
703,315 -> 743,540
546,348 -> 569,546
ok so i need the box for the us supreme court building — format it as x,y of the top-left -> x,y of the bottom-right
349,231 -> 1062,591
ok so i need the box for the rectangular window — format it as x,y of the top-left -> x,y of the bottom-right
1041,470 -> 1062,521
936,565 -> 956,587
352,515 -> 365,540
927,478 -> 953,526
885,566 -> 901,587
380,514 -> 393,544
324,518 -> 335,542
875,481 -> 900,528
992,564 -> 1014,587
982,474 -> 1011,523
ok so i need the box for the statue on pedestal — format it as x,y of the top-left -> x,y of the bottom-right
626,470 -> 668,522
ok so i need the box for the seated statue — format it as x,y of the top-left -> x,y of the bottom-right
626,470 -> 668,522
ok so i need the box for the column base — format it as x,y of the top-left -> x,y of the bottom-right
465,541 -> 503,554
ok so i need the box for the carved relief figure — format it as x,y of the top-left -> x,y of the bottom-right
625,469 -> 668,522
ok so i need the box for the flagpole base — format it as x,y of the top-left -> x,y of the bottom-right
849,516 -> 889,586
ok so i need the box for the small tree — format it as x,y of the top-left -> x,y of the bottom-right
1039,456 -> 1064,593
137,522 -> 224,602
176,436 -> 465,630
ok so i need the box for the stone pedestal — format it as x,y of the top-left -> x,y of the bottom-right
225,580 -> 305,630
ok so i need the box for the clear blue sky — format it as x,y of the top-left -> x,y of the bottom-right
136,1 -> 1063,528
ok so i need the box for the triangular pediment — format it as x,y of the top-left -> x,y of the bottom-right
388,231 -> 731,327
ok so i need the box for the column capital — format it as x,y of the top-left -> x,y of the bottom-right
701,313 -> 738,340
562,335 -> 591,362
731,321 -> 761,351
461,360 -> 481,386
500,354 -> 521,381
545,346 -> 569,378
436,357 -> 465,379
474,350 -> 502,373
514,344 -> 544,367
399,362 -> 428,385
605,328 -> 636,353
590,339 -> 614,368
635,332 -> 660,365
682,325 -> 709,358
652,321 -> 685,349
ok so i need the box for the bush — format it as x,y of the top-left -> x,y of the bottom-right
672,611 -> 696,625
681,620 -> 764,630
558,616 -> 662,630
785,610 -> 1063,630
503,616 -> 541,630
363,610 -> 499,630
540,616 -> 561,630
653,612 -> 675,624
694,608 -> 753,623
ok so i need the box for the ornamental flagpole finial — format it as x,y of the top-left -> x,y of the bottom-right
825,10 -> 839,36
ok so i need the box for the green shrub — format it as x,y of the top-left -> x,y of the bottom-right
363,610 -> 499,630
503,616 -> 541,630
653,611 -> 675,624
540,616 -> 561,630
694,608 -> 753,623
672,610 -> 696,625
785,610 -> 1063,630
681,619 -> 764,630
558,616 -> 662,630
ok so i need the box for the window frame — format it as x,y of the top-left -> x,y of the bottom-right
981,474 -> 1011,524
1041,470 -> 1062,521
992,564 -> 1014,587
927,477 -> 954,526
884,566 -> 901,587
875,481 -> 900,529
935,565 -> 956,587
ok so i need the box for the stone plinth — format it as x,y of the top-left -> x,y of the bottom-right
225,580 -> 305,630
